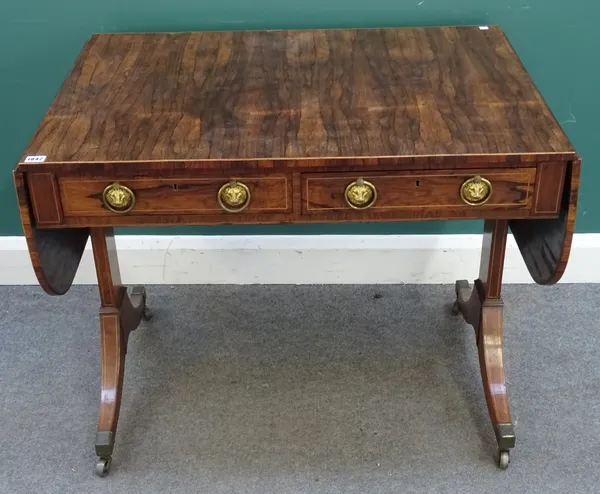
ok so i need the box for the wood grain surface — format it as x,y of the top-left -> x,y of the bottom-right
454,220 -> 514,453
91,228 -> 148,459
31,166 -> 559,228
303,168 -> 535,213
510,158 -> 581,284
14,172 -> 89,295
19,26 -> 575,166
59,175 -> 291,216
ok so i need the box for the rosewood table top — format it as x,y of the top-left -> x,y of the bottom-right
19,26 -> 574,167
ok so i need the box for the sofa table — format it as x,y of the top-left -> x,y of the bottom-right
13,25 -> 580,475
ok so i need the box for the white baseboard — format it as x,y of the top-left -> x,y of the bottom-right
1,234 -> 599,285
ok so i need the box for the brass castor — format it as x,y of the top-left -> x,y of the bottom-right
95,457 -> 112,477
142,307 -> 153,321
498,450 -> 510,470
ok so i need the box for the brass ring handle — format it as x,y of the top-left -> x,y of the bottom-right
218,181 -> 251,213
460,176 -> 492,206
345,178 -> 377,210
102,183 -> 136,214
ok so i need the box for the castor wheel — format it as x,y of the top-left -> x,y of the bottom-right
142,307 -> 153,321
498,450 -> 510,470
95,456 -> 112,477
451,300 -> 461,315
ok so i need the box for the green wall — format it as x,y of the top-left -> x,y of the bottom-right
1,0 -> 596,236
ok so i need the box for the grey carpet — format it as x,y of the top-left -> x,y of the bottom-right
1,284 -> 599,494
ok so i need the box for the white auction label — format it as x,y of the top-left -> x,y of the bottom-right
24,156 -> 47,163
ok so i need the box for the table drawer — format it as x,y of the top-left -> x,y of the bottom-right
58,175 -> 291,217
302,169 -> 537,214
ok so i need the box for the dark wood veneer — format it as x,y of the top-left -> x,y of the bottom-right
14,172 -> 88,295
510,159 -> 580,285
303,168 -> 535,213
59,175 -> 291,216
19,26 -> 573,167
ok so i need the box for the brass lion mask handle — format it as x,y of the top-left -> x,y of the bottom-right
345,178 -> 377,210
102,183 -> 136,214
460,176 -> 492,206
218,181 -> 251,213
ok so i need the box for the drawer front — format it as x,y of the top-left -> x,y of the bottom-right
59,175 -> 291,216
302,169 -> 536,214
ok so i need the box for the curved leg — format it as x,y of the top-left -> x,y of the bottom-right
453,220 -> 515,469
91,228 -> 149,476
95,307 -> 124,475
